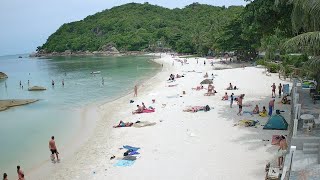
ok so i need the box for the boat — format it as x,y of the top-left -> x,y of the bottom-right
18,56 -> 22,58
90,71 -> 101,74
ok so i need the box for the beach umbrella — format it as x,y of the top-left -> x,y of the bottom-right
200,79 -> 213,84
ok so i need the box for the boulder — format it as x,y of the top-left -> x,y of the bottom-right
28,86 -> 47,91
0,72 -> 8,79
100,44 -> 119,54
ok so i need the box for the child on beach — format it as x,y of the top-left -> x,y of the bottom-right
259,106 -> 267,117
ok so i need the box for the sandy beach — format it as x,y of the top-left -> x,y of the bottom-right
35,54 -> 292,180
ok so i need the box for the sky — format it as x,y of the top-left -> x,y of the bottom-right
0,0 -> 247,56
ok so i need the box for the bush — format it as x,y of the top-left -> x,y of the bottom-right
266,62 -> 280,73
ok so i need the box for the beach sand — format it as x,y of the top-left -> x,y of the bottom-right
35,54 -> 291,180
0,99 -> 38,111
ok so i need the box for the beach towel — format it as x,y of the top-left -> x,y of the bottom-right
239,120 -> 259,127
123,155 -> 137,161
133,121 -> 156,128
243,111 -> 253,115
271,135 -> 281,145
114,160 -> 135,167
123,145 -> 140,152
142,109 -> 155,113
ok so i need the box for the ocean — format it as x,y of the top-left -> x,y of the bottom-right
0,54 -> 160,175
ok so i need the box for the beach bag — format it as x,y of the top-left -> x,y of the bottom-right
204,105 -> 210,112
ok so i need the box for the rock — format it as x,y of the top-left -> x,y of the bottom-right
100,44 -> 119,54
28,86 -> 47,91
0,72 -> 8,79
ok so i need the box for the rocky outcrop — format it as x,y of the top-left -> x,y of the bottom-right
0,72 -> 8,79
28,86 -> 47,91
0,99 -> 39,111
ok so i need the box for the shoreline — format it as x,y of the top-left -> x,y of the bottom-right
26,53 -> 166,179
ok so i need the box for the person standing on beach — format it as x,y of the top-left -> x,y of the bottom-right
278,83 -> 282,98
278,136 -> 287,169
204,60 -> 206,66
17,166 -> 24,179
230,93 -> 234,108
268,99 -> 275,116
3,173 -> 8,180
237,94 -> 243,115
49,136 -> 59,161
271,83 -> 276,98
134,85 -> 138,97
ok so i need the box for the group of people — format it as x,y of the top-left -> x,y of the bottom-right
2,136 -> 59,180
132,102 -> 148,114
271,83 -> 283,98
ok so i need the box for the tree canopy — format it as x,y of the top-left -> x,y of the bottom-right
39,3 -> 243,55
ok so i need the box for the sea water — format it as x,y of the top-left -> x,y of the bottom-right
0,54 -> 160,175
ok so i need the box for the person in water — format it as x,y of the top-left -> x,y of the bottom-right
3,173 -> 8,180
49,136 -> 59,161
52,80 -> 55,86
17,166 -> 24,180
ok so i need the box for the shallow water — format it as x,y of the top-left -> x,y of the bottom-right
0,54 -> 160,175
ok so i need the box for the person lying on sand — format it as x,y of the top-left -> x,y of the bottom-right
222,92 -> 228,100
204,72 -> 208,78
132,105 -> 143,114
192,86 -> 204,91
113,121 -> 133,128
253,105 -> 260,114
281,95 -> 291,104
176,74 -> 181,78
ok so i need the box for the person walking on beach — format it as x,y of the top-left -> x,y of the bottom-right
237,94 -> 243,115
271,83 -> 276,98
278,136 -> 287,169
3,173 -> 8,180
268,99 -> 275,116
230,93 -> 234,108
49,136 -> 59,161
134,85 -> 138,97
17,166 -> 24,179
278,83 -> 282,98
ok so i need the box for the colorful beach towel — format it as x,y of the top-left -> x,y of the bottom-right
123,145 -> 140,152
114,160 -> 135,167
142,109 -> 155,113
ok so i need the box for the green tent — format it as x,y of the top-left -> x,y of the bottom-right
263,114 -> 288,130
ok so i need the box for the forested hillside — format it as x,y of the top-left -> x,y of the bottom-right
39,3 -> 243,54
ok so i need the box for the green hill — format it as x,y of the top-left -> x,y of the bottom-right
39,3 -> 243,55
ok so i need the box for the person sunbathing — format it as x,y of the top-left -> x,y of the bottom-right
113,121 -> 133,128
176,74 -> 182,78
222,92 -> 228,100
132,105 -> 143,114
253,105 -> 259,114
281,95 -> 291,104
204,72 -> 209,78
259,106 -> 267,117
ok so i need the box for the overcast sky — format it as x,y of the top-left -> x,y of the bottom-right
0,0 -> 247,56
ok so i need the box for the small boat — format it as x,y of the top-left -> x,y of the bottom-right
91,71 -> 101,74
18,56 -> 22,58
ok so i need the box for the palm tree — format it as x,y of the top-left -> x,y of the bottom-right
276,0 -> 320,90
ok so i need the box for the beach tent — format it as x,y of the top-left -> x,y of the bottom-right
263,115 -> 288,130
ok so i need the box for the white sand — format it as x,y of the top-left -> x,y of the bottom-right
38,54 -> 291,180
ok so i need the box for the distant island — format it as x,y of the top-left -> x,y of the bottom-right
33,3 -> 243,57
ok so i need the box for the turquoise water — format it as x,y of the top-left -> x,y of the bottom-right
0,54 -> 160,175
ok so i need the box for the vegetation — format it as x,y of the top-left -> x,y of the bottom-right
39,3 -> 243,55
